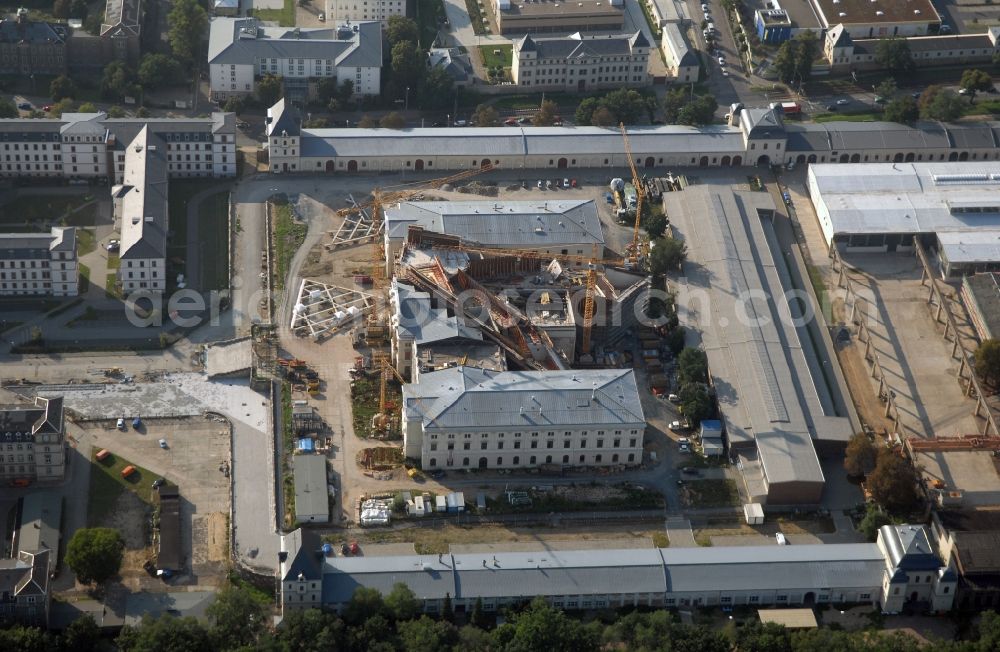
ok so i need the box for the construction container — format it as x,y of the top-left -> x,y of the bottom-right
96,449 -> 111,461
121,465 -> 137,479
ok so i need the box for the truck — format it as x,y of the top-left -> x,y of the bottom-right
769,101 -> 801,116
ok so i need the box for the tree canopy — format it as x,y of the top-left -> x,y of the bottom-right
533,100 -> 559,126
960,69 -> 993,101
385,16 -> 419,48
206,584 -> 269,648
471,104 -> 500,127
919,87 -> 965,122
678,347 -> 708,385
678,382 -> 714,426
167,0 -> 207,65
773,32 -> 818,85
65,527 -> 123,585
874,38 -> 914,74
138,54 -> 184,89
868,448 -> 919,513
662,87 -> 718,126
49,75 -> 77,101
883,96 -> 919,125
844,432 -> 878,477
380,112 -> 407,129
649,236 -> 687,274
256,74 -> 283,107
975,339 -> 1000,389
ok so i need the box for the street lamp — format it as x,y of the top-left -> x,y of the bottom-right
405,86 -> 410,111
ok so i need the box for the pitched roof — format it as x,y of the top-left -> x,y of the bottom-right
208,17 -> 382,69
267,98 -> 301,139
880,525 -> 942,571
403,367 -> 645,430
0,396 -> 64,440
524,31 -> 644,60
118,126 -> 169,260
391,280 -> 483,346
280,528 -> 324,581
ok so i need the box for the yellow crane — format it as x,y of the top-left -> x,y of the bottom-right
370,351 -> 408,434
620,123 -> 646,267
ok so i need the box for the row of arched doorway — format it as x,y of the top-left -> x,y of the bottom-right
792,151 -> 975,166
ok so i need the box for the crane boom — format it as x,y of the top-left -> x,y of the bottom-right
620,123 -> 645,266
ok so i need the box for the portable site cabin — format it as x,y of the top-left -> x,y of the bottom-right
96,449 -> 111,462
121,465 -> 137,478
435,495 -> 447,512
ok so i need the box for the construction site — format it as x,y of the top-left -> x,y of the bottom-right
270,128 -> 696,521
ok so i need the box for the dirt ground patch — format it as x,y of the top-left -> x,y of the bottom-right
101,491 -> 152,573
327,523 -> 668,554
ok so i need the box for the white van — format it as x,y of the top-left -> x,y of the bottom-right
775,533 -> 788,545
707,22 -> 715,33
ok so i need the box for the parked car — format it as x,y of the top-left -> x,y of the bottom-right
959,88 -> 969,95
504,117 -> 518,126
678,437 -> 690,444
667,393 -> 680,402
537,179 -> 544,189
545,179 -> 552,189
562,178 -> 570,188
836,98 -> 850,105
669,420 -> 689,431
152,478 -> 165,489
717,56 -> 725,65
826,104 -> 837,111
679,444 -> 691,453
681,467 -> 700,475
341,542 -> 350,555
454,119 -> 467,126
518,116 -> 532,125
42,104 -> 51,112
17,102 -> 31,111
429,469 -> 445,479
107,239 -> 120,252
116,418 -> 126,430
776,532 -> 788,545
158,438 -> 168,449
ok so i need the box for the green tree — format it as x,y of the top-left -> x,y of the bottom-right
344,586 -> 386,626
380,112 -> 407,129
470,104 -> 499,127
868,448 -> 918,513
774,32 -> 817,85
678,347 -> 708,385
416,67 -> 454,111
106,106 -> 126,118
389,41 -> 426,99
773,40 -> 797,84
875,37 -> 914,74
665,327 -> 686,355
470,597 -> 487,629
844,432 -> 878,477
358,114 -> 378,128
0,99 -> 16,118
441,592 -> 454,622
975,339 -> 1000,388
678,382 -> 713,426
533,99 -> 559,126
272,609 -> 345,651
315,77 -> 339,103
53,0 -> 72,18
0,625 -> 55,652
874,78 -> 898,102
167,0 -> 208,65
206,584 -> 269,648
77,102 -> 98,113
883,96 -> 919,124
649,236 -> 687,274
492,597 -> 598,652
256,74 -> 284,107
591,106 -> 616,126
138,53 -> 184,88
575,97 -> 599,125
49,75 -> 77,101
677,93 -> 718,126
385,582 -> 420,621
397,615 -> 458,652
65,527 -> 123,585
920,88 -> 965,121
101,61 -> 135,100
60,614 -> 102,652
386,15 -> 419,48
117,615 -> 213,652
457,624 -> 492,651
643,212 -> 668,239
859,505 -> 893,542
734,621 -> 792,652
663,87 -> 687,123
601,87 -> 648,125
222,96 -> 245,114
961,68 -> 994,103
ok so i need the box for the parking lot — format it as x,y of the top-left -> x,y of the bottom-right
75,416 -> 230,587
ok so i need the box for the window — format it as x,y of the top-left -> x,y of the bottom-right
859,593 -> 871,600
430,444 -> 437,451
429,458 -> 437,467
720,596 -> 732,604
749,596 -> 759,603
481,442 -> 487,450
496,456 -> 503,466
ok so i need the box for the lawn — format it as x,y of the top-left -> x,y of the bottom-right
105,273 -> 121,299
813,112 -> 881,123
491,92 -> 579,111
478,44 -> 512,70
685,479 -> 740,508
253,0 -> 295,26
273,200 -> 306,291
416,0 -> 446,49
76,228 -> 96,256
88,448 -> 158,526
106,253 -> 120,270
195,191 -> 231,291
0,194 -> 95,231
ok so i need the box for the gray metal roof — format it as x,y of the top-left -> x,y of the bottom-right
0,15 -> 67,44
809,162 -> 1000,241
316,541 -> 886,604
297,125 -> 746,158
293,454 -> 329,520
0,227 -> 73,259
118,127 -> 168,260
522,31 -> 644,60
666,187 -> 854,489
661,24 -> 698,67
391,280 -> 484,346
17,493 -> 60,579
879,525 -> 942,571
384,200 -> 605,247
402,367 -> 645,430
102,0 -> 141,37
208,17 -> 382,69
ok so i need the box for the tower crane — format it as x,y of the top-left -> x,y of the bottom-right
620,123 -> 646,268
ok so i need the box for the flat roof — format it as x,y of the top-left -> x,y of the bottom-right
809,162 -> 1000,243
778,0 -> 824,29
964,273 -> 1000,338
384,200 -> 605,248
667,186 -> 853,490
293,454 -> 329,521
497,0 -> 623,18
812,0 -> 938,27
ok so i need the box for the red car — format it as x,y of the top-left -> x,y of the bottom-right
504,117 -> 517,126
42,105 -> 52,112
350,541 -> 360,555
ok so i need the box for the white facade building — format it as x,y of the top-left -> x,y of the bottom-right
115,126 -> 168,294
326,0 -> 405,25
0,227 -> 77,297
208,17 -> 382,101
511,31 -> 651,91
402,367 -> 646,471
661,23 -> 698,83
0,396 -> 67,482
